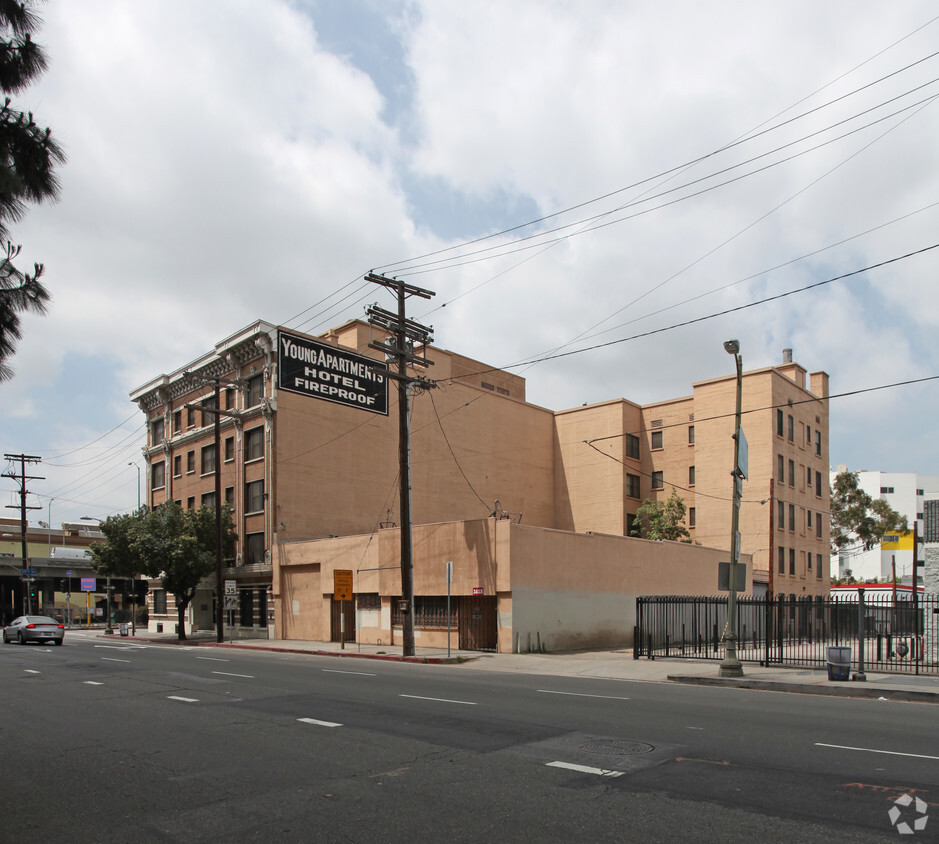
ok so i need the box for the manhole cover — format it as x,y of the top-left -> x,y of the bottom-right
579,739 -> 654,756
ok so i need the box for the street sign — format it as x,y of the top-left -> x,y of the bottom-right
334,569 -> 353,601
718,562 -> 746,591
735,426 -> 749,479
20,568 -> 37,575
80,577 -> 95,592
224,596 -> 238,611
224,579 -> 236,596
472,587 -> 484,596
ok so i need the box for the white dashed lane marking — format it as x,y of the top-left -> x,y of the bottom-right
298,718 -> 343,727
546,761 -> 624,778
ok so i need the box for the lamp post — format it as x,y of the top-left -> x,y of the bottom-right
47,498 -> 53,556
127,462 -> 141,635
719,339 -> 745,678
82,516 -> 111,633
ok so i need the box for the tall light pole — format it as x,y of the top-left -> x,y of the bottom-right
82,516 -> 111,633
719,339 -> 745,678
128,462 -> 141,510
47,498 -> 53,556
127,462 -> 141,635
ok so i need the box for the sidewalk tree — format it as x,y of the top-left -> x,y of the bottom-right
630,487 -> 691,542
90,501 -> 236,641
133,501 -> 236,641
0,0 -> 66,381
830,470 -> 907,554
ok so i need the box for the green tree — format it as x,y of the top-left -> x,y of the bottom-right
630,487 -> 691,542
830,470 -> 907,554
0,0 -> 66,382
90,502 -> 236,641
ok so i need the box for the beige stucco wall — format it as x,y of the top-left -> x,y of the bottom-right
277,517 -> 749,653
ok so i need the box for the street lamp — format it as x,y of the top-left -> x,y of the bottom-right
46,498 -> 54,556
127,462 -> 141,635
128,462 -> 141,511
719,339 -> 745,678
81,516 -> 111,634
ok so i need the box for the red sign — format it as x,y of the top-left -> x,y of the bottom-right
472,587 -> 484,596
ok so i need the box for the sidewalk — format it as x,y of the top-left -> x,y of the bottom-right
95,627 -> 939,704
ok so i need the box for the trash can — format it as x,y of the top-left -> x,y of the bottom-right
119,623 -> 128,637
827,646 -> 851,681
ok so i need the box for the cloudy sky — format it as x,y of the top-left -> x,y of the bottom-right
2,0 -> 939,527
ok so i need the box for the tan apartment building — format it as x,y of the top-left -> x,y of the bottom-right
130,320 -> 828,641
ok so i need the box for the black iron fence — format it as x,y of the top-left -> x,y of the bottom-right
634,592 -> 939,675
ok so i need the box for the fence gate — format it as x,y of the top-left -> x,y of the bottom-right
330,597 -> 355,643
459,595 -> 497,651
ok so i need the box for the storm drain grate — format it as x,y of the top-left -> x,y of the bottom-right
579,739 -> 654,756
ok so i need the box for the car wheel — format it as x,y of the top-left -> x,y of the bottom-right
18,632 -> 26,645
54,639 -> 63,646
1,633 -> 7,644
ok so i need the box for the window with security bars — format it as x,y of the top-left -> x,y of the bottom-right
391,596 -> 458,628
357,593 -> 380,610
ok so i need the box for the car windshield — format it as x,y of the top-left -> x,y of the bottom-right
26,616 -> 58,625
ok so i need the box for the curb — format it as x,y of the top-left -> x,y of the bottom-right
667,674 -> 939,704
113,634 -> 475,665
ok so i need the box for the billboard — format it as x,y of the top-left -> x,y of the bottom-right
278,330 -> 388,415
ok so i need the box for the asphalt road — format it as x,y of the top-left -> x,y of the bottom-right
2,632 -> 935,841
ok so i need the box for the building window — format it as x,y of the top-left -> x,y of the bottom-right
651,430 -> 663,450
688,465 -> 695,486
788,459 -> 795,487
789,503 -> 796,531
173,410 -> 182,433
186,496 -> 195,510
627,473 -> 640,499
651,471 -> 664,490
816,554 -> 823,578
225,436 -> 234,462
917,488 -> 924,496
173,455 -> 182,478
225,486 -> 234,508
777,409 -> 784,436
239,589 -> 254,627
778,500 -> 785,529
201,444 -> 217,475
153,589 -> 167,615
151,418 -> 164,445
187,406 -> 195,429
245,532 -> 265,565
816,518 -> 822,539
626,434 -> 640,460
245,479 -> 265,514
201,491 -> 216,509
789,548 -> 796,575
777,454 -> 784,483
815,471 -> 822,497
808,552 -> 812,571
806,425 -> 812,444
225,387 -> 235,410
778,546 -> 785,575
807,467 -> 812,487
815,430 -> 821,456
689,507 -> 696,528
258,587 -> 268,626
245,427 -> 264,461
688,425 -> 695,444
245,374 -> 264,408
151,461 -> 165,490
880,486 -> 894,494
807,510 -> 813,529
201,394 -> 217,427
187,450 -> 195,473
787,414 -> 794,443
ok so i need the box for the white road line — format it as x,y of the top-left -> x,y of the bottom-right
298,718 -> 343,727
322,669 -> 376,677
95,645 -> 139,651
537,689 -> 631,701
101,657 -> 130,663
400,694 -> 477,706
212,671 -> 254,678
815,742 -> 939,761
687,726 -> 704,730
167,695 -> 199,703
84,681 -> 103,686
24,669 -> 40,674
546,761 -> 624,778
196,656 -> 229,662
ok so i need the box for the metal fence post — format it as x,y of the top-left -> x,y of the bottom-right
855,587 -> 866,681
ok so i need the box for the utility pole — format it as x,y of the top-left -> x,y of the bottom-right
3,454 -> 43,614
185,373 -> 242,644
365,272 -> 435,658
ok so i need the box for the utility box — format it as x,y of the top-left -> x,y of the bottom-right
827,646 -> 851,681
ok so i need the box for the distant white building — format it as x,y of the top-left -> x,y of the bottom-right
829,469 -> 939,582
